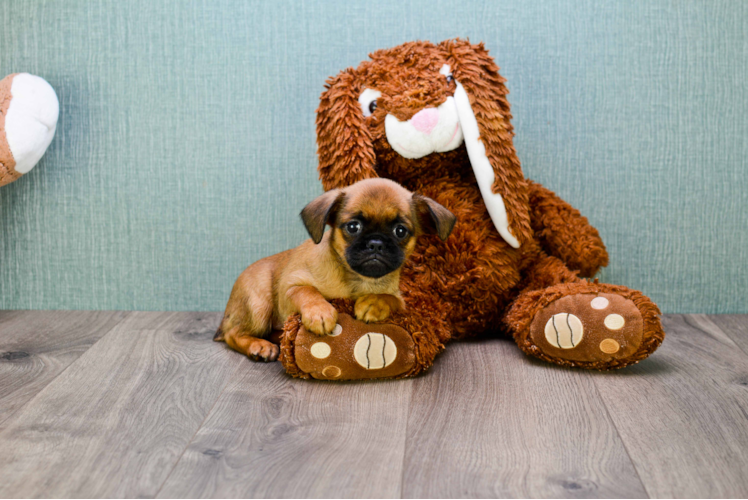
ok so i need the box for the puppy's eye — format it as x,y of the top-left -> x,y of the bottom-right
445,74 -> 454,84
393,224 -> 408,239
358,88 -> 382,118
345,221 -> 362,234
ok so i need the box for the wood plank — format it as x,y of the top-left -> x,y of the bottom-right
708,314 -> 748,357
0,310 -> 128,429
592,314 -> 748,498
0,311 -> 243,498
0,310 -> 24,325
401,338 -> 646,498
157,363 -> 413,498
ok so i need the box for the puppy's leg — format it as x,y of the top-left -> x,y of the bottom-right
355,294 -> 405,323
222,325 -> 279,362
215,259 -> 279,362
287,285 -> 338,335
216,306 -> 279,362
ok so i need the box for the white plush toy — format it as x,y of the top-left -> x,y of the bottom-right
0,73 -> 59,187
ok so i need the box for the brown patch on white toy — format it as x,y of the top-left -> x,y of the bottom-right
0,75 -> 18,185
215,178 -> 455,362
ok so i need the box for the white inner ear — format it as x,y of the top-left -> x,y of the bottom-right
453,80 -> 520,249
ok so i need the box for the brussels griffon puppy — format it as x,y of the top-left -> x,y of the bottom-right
214,178 -> 456,362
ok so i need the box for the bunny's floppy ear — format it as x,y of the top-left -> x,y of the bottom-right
316,69 -> 379,191
439,40 -> 532,249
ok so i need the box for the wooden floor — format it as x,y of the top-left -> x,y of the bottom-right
0,312 -> 747,498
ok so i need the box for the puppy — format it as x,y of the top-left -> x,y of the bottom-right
214,178 -> 456,362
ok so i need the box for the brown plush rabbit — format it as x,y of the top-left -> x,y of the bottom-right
279,39 -> 664,380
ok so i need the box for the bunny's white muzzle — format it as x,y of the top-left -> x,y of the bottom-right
384,97 -> 464,160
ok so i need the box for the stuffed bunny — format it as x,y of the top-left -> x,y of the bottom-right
0,73 -> 59,187
279,39 -> 664,379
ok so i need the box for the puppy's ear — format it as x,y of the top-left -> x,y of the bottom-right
300,189 -> 345,244
413,194 -> 456,241
438,39 -> 532,248
316,68 -> 379,191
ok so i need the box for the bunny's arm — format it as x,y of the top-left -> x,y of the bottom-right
527,180 -> 609,277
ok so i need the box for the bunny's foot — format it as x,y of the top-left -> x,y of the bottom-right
507,281 -> 664,370
280,312 -> 416,380
280,298 -> 448,380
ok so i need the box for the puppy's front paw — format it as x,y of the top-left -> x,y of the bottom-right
355,294 -> 393,323
301,302 -> 338,335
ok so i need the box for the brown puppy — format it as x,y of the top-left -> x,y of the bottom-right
214,178 -> 455,362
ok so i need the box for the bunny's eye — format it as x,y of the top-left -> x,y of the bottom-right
439,64 -> 454,84
358,88 -> 382,118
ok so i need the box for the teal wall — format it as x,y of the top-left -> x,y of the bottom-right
1,0 -> 746,313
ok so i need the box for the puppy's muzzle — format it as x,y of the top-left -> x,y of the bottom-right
347,234 -> 404,279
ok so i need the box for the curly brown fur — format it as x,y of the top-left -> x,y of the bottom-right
527,180 -> 609,277
281,39 -> 664,376
279,314 -> 309,379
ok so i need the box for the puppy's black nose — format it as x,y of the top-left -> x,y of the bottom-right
366,239 -> 385,252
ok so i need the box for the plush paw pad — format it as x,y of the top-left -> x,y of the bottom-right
293,313 -> 415,380
353,333 -> 397,369
544,313 -> 584,349
530,293 -> 644,363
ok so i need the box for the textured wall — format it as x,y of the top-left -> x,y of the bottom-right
0,0 -> 746,313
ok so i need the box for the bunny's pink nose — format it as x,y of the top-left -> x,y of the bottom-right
410,108 -> 439,135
